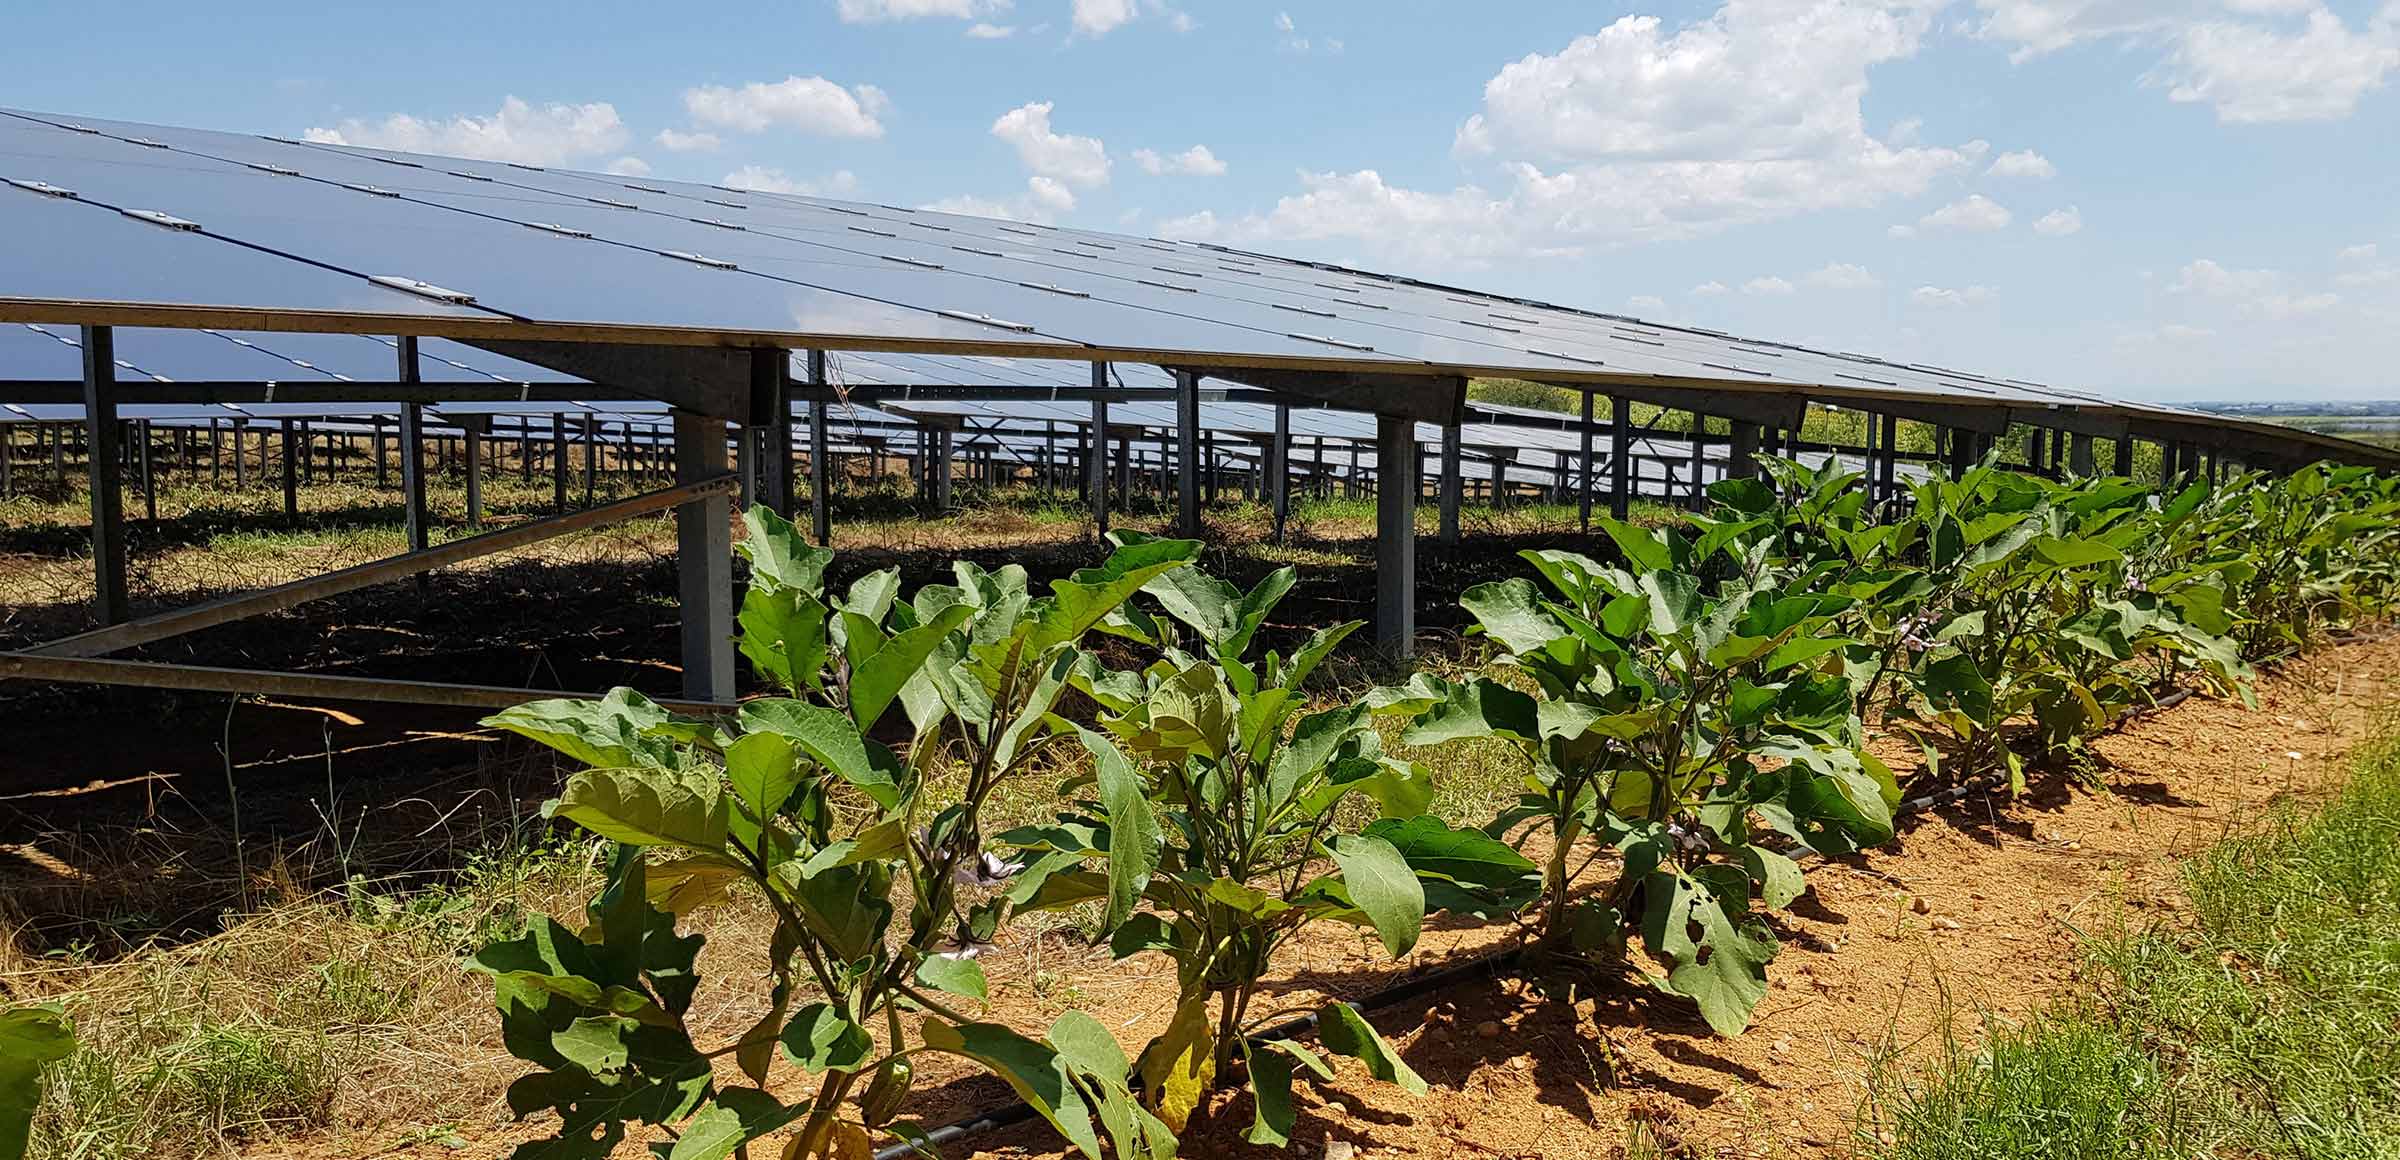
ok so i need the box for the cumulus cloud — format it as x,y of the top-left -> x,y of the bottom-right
1192,0 -> 1978,271
966,22 -> 1015,37
303,97 -> 628,165
1917,193 -> 2013,232
721,166 -> 862,197
604,156 -> 651,177
1986,148 -> 2056,177
991,101 -> 1111,186
2169,257 -> 2344,318
1628,294 -> 1669,311
1910,284 -> 1997,307
1974,0 -> 2400,122
1693,280 -> 1731,295
1133,144 -> 1227,176
2033,205 -> 2083,236
1804,262 -> 1881,288
837,0 -> 1006,21
1743,275 -> 1797,294
655,128 -> 721,152
1072,0 -> 1136,36
682,76 -> 890,137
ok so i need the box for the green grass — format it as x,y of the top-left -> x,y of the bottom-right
1866,725 -> 2400,1160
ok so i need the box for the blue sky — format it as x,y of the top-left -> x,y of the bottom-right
6,0 -> 2398,400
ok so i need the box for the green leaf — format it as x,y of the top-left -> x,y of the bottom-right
1361,815 -> 1541,918
779,1003 -> 873,1074
736,504 -> 831,594
920,1019 -> 1105,1159
1327,832 -> 1425,959
915,954 -> 990,1002
850,603 -> 977,731
1459,578 -> 1569,654
738,699 -> 905,810
1920,655 -> 1995,723
666,1090 -> 809,1160
1401,677 -> 1539,747
483,688 -> 690,771
0,1005 -> 74,1160
723,732 -> 800,832
1640,570 -> 1702,636
1638,872 -> 1778,1036
2031,536 -> 2123,568
1741,846 -> 1807,910
1031,538 -> 1203,654
738,586 -> 828,694
551,769 -> 728,853
1244,1040 -> 1297,1146
1078,729 -> 1158,934
1315,1001 -> 1427,1095
1597,517 -> 1674,572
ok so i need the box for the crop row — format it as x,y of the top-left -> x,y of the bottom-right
9,455 -> 2396,1160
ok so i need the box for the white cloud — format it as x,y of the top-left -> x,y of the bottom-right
1133,144 -> 1228,177
923,193 -> 1031,220
1743,275 -> 1797,294
991,101 -> 1110,186
836,0 -> 1006,21
1911,284 -> 1997,307
721,166 -> 863,197
2169,257 -> 2346,318
1156,208 -> 1219,238
2160,8 -> 2400,122
1026,174 -> 1077,211
682,76 -> 890,137
1986,148 -> 2056,177
1887,223 -> 1918,239
1917,193 -> 2013,231
2033,205 -> 2083,236
1975,0 -> 2400,122
1072,0 -> 1136,36
1804,261 -> 1881,289
1693,280 -> 1731,295
604,156 -> 651,177
1275,10 -> 1294,32
2160,323 -> 2216,340
1628,294 -> 1669,311
2339,242 -> 2381,262
655,128 -> 722,152
303,97 -> 627,165
966,22 -> 1016,37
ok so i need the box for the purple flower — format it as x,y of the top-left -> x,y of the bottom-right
952,851 -> 1023,889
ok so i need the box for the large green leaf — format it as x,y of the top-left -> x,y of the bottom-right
1919,655 -> 1995,723
736,505 -> 831,594
484,689 -> 690,771
1597,518 -> 1674,572
1638,871 -> 1778,1036
1327,832 -> 1425,959
550,769 -> 728,853
1461,577 -> 1572,655
1315,1001 -> 1427,1095
779,1003 -> 873,1074
1078,728 -> 1159,933
737,586 -> 828,694
1401,677 -> 1539,747
665,1090 -> 809,1160
1030,538 -> 1202,654
915,953 -> 990,1002
1244,1039 -> 1298,1146
722,732 -> 800,835
920,1019 -> 1105,1159
0,1005 -> 74,1160
850,602 -> 976,731
738,700 -> 904,810
1361,815 -> 1541,918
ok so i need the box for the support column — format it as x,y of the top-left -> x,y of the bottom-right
551,418 -> 570,511
1578,391 -> 1596,532
933,428 -> 954,510
807,350 -> 831,545
1687,414 -> 1708,510
279,419 -> 299,520
754,348 -> 795,518
463,421 -> 484,530
1375,413 -> 1417,658
2069,432 -> 2095,477
397,339 -> 431,598
1729,421 -> 1763,480
583,416 -> 599,505
1175,369 -> 1202,538
1088,364 -> 1110,536
1609,395 -> 1632,520
1439,420 -> 1462,546
80,326 -> 129,626
673,411 -> 735,703
372,417 -> 388,488
1877,413 -> 1900,504
1272,403 -> 1292,546
137,418 -> 156,523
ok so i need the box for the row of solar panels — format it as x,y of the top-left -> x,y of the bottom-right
3,103 -> 2359,474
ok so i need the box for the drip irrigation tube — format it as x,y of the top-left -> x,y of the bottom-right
870,631 -> 2389,1159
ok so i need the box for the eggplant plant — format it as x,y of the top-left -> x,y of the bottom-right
1389,524 -> 1898,1036
468,507 -> 1198,1160
1000,550 -> 1538,1143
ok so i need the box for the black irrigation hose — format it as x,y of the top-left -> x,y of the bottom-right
872,631 -> 2391,1159
870,948 -> 1529,1160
